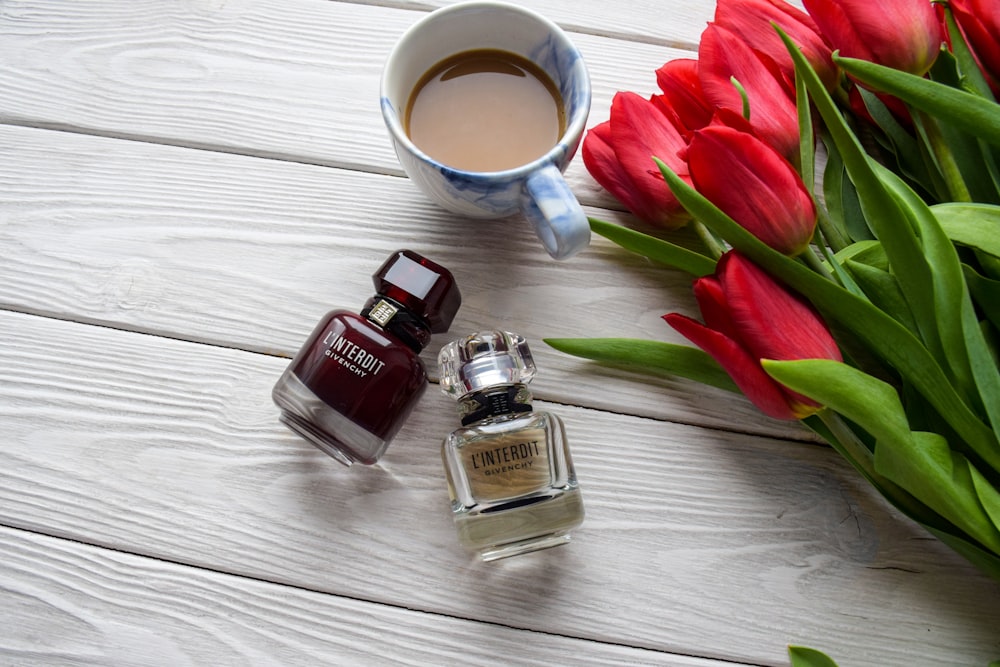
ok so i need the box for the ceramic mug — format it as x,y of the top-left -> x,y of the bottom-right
380,1 -> 592,260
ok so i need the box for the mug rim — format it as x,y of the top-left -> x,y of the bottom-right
379,0 -> 592,179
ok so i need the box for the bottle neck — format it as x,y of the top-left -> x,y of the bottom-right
361,295 -> 430,353
458,384 -> 533,426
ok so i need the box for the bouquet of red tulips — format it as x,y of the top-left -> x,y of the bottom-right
548,0 -> 1000,583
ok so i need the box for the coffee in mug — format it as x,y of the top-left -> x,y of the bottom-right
380,1 -> 592,260
405,49 -> 566,172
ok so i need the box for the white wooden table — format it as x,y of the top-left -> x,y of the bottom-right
2,1 -> 998,665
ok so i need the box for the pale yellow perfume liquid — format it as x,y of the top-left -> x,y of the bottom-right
443,411 -> 584,560
453,487 -> 584,560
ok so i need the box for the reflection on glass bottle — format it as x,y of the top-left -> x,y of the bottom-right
438,330 -> 584,561
272,249 -> 461,466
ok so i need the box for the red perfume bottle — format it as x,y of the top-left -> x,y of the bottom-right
272,250 -> 461,466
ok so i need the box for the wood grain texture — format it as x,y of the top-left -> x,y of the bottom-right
2,311 -> 998,666
0,123 -> 812,442
4,2 -> 996,666
0,0 -> 691,206
1,527 -> 738,667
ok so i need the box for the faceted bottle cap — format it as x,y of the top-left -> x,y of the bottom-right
438,330 -> 536,398
373,249 -> 461,333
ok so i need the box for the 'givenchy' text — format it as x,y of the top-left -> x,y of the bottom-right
324,331 -> 386,378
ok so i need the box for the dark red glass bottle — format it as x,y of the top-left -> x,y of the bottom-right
272,250 -> 461,466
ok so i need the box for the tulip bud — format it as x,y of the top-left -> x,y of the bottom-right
664,252 -> 842,420
950,0 -> 1000,96
698,23 -> 801,162
803,0 -> 942,76
714,0 -> 838,92
582,92 -> 692,229
685,125 -> 817,255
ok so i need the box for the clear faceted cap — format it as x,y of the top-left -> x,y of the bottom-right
438,330 -> 537,397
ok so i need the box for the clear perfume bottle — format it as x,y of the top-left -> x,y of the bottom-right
272,249 -> 461,466
438,330 -> 584,560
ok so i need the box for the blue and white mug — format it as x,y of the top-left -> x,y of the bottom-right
380,1 -> 592,260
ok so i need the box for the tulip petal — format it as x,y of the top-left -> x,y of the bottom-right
803,0 -> 941,76
698,23 -> 800,160
583,122 -> 650,213
714,0 -> 837,91
949,0 -> 1000,95
691,275 -> 740,339
664,313 -> 800,420
718,253 -> 842,364
687,125 -> 816,255
655,59 -> 715,132
604,92 -> 692,228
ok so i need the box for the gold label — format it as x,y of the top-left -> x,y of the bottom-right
461,427 -> 551,500
367,299 -> 399,327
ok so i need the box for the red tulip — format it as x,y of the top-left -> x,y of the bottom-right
654,59 -> 715,132
685,124 -> 817,255
714,0 -> 837,92
950,0 -> 1000,95
698,23 -> 801,162
802,0 -> 942,76
664,252 -> 842,421
582,91 -> 692,229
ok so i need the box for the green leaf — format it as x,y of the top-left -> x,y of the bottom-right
924,524 -> 1000,583
970,457 -> 1000,531
877,431 -> 1000,554
588,218 -> 717,277
788,646 -> 839,667
796,69 -> 815,189
543,337 -> 740,393
834,240 -> 887,270
763,360 -> 909,444
764,359 -> 1000,554
836,56 -> 1000,149
922,51 -> 1000,204
876,164 -> 981,413
979,251 -> 1000,281
931,203 -> 1000,258
844,260 -> 919,336
864,166 -> 1000,467
821,135 -> 874,242
961,291 -> 1000,460
855,86 -> 945,201
963,264 -> 1000,331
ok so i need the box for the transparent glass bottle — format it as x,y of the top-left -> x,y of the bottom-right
438,330 -> 584,561
272,249 -> 461,466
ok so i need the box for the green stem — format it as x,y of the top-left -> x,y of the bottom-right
815,204 -> 850,252
800,244 -> 834,280
915,109 -> 972,202
817,409 -> 875,465
692,220 -> 726,260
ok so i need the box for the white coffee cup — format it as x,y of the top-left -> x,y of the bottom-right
380,1 -> 592,260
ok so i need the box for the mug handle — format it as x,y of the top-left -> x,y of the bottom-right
521,164 -> 591,260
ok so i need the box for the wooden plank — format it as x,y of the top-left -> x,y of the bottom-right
0,123 -> 810,441
382,0 -> 714,47
0,0 -> 692,204
0,526 -> 736,666
2,310 -> 998,666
